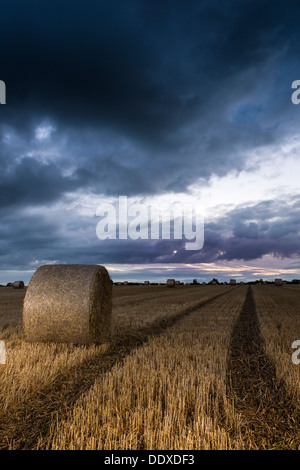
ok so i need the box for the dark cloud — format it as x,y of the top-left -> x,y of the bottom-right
0,195 -> 299,275
1,0 -> 300,203
1,1 -> 300,280
0,157 -> 77,208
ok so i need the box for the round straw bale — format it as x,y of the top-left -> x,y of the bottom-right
23,264 -> 112,344
13,280 -> 24,289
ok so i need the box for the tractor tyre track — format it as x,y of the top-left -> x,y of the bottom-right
0,288 -> 232,450
227,286 -> 300,449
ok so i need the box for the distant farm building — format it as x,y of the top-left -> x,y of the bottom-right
144,281 -> 150,285
275,278 -> 283,286
167,279 -> 175,288
230,279 -> 236,285
12,281 -> 24,289
175,280 -> 180,285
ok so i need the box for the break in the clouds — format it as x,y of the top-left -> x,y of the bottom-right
1,193 -> 300,284
0,0 -> 300,282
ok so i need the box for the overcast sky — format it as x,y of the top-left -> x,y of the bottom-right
1,0 -> 300,284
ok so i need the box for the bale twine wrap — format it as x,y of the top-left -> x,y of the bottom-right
23,264 -> 112,344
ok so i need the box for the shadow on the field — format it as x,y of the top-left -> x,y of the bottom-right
0,288 -> 231,450
227,286 -> 300,449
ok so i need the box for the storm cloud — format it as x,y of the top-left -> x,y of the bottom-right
1,1 -> 300,281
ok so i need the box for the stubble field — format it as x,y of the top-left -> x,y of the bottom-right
0,283 -> 300,450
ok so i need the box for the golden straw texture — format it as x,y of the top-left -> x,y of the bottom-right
23,265 -> 112,344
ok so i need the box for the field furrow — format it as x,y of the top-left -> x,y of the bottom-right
227,286 -> 300,449
40,286 -> 247,450
0,285 -> 232,449
253,285 -> 300,409
2,284 -> 299,450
